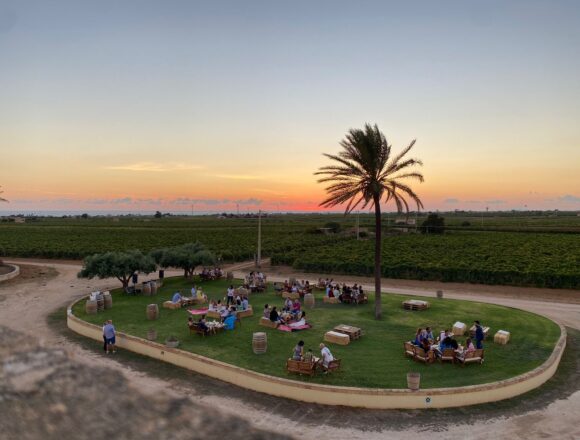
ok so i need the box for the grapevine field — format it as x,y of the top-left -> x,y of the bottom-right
1,213 -> 579,289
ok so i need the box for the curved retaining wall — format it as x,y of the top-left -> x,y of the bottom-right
0,264 -> 20,282
67,299 -> 566,409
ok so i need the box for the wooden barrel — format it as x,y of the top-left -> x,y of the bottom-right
85,299 -> 98,315
103,292 -> 113,309
150,281 -> 157,295
146,328 -> 157,341
146,304 -> 159,320
407,372 -> 421,390
96,293 -> 105,312
304,293 -> 315,308
142,282 -> 152,296
436,290 -> 443,299
252,332 -> 267,354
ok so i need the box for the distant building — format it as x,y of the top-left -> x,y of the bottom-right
395,217 -> 416,225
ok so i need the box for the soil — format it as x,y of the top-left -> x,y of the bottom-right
1,258 -> 579,440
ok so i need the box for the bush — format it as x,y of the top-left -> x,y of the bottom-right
421,214 -> 445,234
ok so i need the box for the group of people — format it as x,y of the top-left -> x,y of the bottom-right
244,271 -> 267,292
323,280 -> 367,304
292,341 -> 334,371
187,315 -> 225,334
170,284 -> 207,306
412,320 -> 485,361
199,267 -> 223,281
274,280 -> 312,296
264,301 -> 307,328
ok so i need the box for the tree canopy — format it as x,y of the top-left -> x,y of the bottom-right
151,242 -> 216,278
421,213 -> 445,234
315,123 -> 424,319
78,250 -> 156,290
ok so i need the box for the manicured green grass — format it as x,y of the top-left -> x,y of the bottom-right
73,277 -> 561,389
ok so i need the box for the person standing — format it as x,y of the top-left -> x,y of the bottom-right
474,320 -> 485,349
226,285 -> 235,305
102,321 -> 108,352
103,320 -> 116,354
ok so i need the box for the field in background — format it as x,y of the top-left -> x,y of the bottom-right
1,212 -> 579,289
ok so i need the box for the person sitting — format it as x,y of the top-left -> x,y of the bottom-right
303,348 -> 314,363
439,329 -> 447,344
198,316 -> 209,334
333,286 -> 340,298
457,337 -> 476,361
292,340 -> 305,361
288,311 -> 306,328
242,296 -> 249,311
413,328 -> 423,346
219,303 -> 230,320
223,313 -> 236,330
291,299 -> 301,316
318,343 -> 334,372
209,299 -> 218,311
421,337 -> 431,352
172,291 -> 182,304
263,304 -> 270,318
283,297 -> 293,312
291,284 -> 298,293
187,316 -> 196,331
269,306 -> 283,323
190,285 -> 197,299
425,327 -> 434,342
326,285 -> 332,297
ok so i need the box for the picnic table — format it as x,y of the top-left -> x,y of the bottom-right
334,324 -> 362,341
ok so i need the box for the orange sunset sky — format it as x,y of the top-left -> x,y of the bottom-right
1,1 -> 579,213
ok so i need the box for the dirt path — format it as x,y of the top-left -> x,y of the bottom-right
1,259 -> 579,440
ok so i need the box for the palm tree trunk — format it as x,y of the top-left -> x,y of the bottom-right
373,195 -> 382,320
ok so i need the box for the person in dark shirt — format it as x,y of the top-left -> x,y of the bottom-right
474,320 -> 485,349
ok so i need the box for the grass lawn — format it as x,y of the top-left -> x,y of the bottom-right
73,277 -> 561,389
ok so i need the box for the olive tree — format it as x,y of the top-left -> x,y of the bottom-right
78,250 -> 156,291
151,242 -> 215,278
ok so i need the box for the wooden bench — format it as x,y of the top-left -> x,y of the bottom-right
456,349 -> 484,366
319,358 -> 341,374
206,310 -> 221,320
334,324 -> 362,341
440,348 -> 456,363
259,317 -> 278,328
413,346 -> 436,364
323,296 -> 339,304
188,322 -> 207,337
403,341 -> 415,358
286,359 -> 316,376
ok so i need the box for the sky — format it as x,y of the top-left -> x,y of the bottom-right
1,0 -> 579,213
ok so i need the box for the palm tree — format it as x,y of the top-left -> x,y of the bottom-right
315,124 -> 424,319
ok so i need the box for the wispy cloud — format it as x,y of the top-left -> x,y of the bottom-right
105,162 -> 203,172
558,194 -> 580,203
253,188 -> 286,196
443,198 -> 459,204
213,174 -> 264,180
485,199 -> 505,205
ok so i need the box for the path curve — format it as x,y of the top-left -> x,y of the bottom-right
1,259 -> 579,440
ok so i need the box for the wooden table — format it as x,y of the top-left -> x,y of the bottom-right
402,299 -> 430,311
334,324 -> 362,341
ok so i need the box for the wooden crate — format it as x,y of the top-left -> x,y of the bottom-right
494,330 -> 510,345
259,317 -> 278,329
452,321 -> 467,336
206,310 -> 221,319
334,324 -> 362,341
282,292 -> 300,300
163,301 -> 181,310
237,307 -> 254,318
402,299 -> 430,311
323,296 -> 339,304
324,330 -> 350,346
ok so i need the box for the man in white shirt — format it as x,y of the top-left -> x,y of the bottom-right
319,343 -> 334,368
226,285 -> 235,305
190,285 -> 197,298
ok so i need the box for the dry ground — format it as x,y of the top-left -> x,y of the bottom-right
1,258 -> 579,440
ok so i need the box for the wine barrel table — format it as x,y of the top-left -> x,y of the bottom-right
304,293 -> 315,308
252,332 -> 268,354
407,372 -> 421,390
142,282 -> 152,296
147,328 -> 157,341
85,299 -> 98,315
146,304 -> 159,320
150,281 -> 157,295
103,292 -> 113,309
